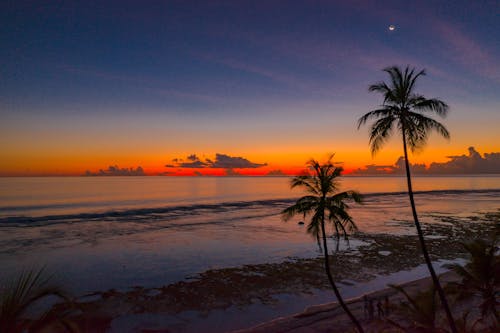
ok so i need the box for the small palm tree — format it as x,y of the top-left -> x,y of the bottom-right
389,284 -> 440,332
357,65 -> 457,333
0,267 -> 73,332
445,238 -> 499,325
282,157 -> 364,333
388,284 -> 451,333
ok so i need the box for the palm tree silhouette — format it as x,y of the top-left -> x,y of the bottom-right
388,284 -> 441,332
282,157 -> 364,333
358,65 -> 457,333
445,238 -> 499,325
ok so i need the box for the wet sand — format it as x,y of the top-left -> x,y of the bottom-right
233,270 -> 460,333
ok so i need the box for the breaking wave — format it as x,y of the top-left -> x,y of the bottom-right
1,189 -> 499,227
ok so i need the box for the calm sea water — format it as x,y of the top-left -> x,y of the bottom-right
1,176 -> 499,218
0,176 -> 499,292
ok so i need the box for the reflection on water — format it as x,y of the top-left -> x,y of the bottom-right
1,176 -> 499,217
0,178 -> 497,288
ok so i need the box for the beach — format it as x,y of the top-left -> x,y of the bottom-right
0,176 -> 499,332
233,270 -> 467,333
3,2 -> 499,331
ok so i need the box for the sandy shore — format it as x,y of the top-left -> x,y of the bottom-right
233,271 -> 461,333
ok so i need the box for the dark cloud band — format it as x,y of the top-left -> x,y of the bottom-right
353,147 -> 500,175
166,153 -> 267,169
84,166 -> 145,176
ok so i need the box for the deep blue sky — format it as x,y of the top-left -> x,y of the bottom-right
1,0 -> 499,175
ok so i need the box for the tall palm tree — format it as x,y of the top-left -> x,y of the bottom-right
282,157 -> 364,333
357,65 -> 457,333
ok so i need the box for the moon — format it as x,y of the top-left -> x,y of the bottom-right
388,24 -> 396,31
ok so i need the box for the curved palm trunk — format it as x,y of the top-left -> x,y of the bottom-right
401,133 -> 457,333
320,218 -> 364,333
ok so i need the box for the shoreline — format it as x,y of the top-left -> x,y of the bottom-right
96,260 -> 464,333
5,208 -> 498,332
232,270 -> 461,333
70,213 -> 496,332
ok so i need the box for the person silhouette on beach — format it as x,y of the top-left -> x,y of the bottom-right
368,299 -> 374,320
363,295 -> 369,319
377,299 -> 384,318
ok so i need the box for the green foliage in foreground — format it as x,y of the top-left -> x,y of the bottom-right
388,283 -> 443,332
0,267 -> 75,332
388,238 -> 499,333
446,238 -> 500,326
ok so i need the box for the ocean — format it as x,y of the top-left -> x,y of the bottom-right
0,176 -> 499,331
1,176 -> 499,291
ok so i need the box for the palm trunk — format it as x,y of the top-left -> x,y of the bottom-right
320,217 -> 364,333
401,133 -> 457,333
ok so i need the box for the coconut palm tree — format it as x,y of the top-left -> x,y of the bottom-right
282,157 -> 364,333
357,65 -> 457,333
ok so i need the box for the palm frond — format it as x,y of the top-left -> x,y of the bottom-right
359,65 -> 449,156
368,82 -> 396,103
407,112 -> 450,147
406,68 -> 426,97
348,190 -> 363,204
410,96 -> 449,117
290,175 -> 320,196
330,190 -> 363,204
383,66 -> 403,97
403,114 -> 428,152
324,191 -> 362,240
357,107 -> 394,129
368,115 -> 395,155
0,267 -> 70,333
282,198 -> 318,221
444,238 -> 499,321
305,207 -> 326,240
389,283 -> 439,330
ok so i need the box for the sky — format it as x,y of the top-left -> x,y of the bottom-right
1,0 -> 499,176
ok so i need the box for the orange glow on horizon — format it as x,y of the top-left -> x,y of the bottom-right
0,144 -> 498,177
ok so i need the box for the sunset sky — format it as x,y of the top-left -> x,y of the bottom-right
1,1 -> 499,176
